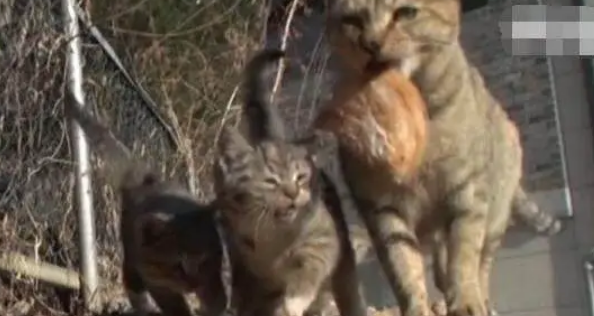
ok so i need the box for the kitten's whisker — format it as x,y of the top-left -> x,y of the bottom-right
254,204 -> 268,243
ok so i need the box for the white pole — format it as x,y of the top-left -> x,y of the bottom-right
584,252 -> 594,316
61,0 -> 99,310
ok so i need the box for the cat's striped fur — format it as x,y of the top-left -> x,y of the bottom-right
214,49 -> 369,316
323,1 -> 563,315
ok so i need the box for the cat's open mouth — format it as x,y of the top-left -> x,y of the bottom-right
275,209 -> 297,222
365,59 -> 392,74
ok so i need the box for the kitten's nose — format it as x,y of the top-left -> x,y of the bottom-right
360,36 -> 381,55
282,184 -> 300,200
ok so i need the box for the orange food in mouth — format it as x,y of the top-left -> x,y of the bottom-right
314,68 -> 428,183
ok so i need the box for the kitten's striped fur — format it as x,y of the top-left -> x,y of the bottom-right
214,49 -> 369,316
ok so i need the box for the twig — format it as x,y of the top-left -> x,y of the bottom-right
214,85 -> 240,144
270,0 -> 300,103
0,251 -> 80,290
160,87 -> 198,195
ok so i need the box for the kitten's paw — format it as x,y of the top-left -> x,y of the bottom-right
275,296 -> 313,316
446,291 -> 487,316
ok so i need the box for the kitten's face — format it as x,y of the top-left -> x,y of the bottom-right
216,130 -> 317,230
326,0 -> 460,73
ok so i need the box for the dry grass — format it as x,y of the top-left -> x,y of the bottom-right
0,0 -> 358,314
0,0 -> 265,314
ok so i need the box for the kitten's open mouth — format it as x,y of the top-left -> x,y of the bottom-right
275,209 -> 297,222
365,59 -> 392,74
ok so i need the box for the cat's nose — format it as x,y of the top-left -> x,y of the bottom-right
359,35 -> 381,55
282,184 -> 300,200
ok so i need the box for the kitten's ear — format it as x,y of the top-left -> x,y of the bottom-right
217,126 -> 253,172
139,212 -> 174,246
296,130 -> 338,168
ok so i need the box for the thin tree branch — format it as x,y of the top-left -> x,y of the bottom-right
270,0 -> 300,103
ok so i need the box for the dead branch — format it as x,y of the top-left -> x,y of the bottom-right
161,88 -> 197,195
270,0 -> 300,103
0,251 -> 80,290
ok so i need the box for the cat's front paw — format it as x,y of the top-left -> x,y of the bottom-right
446,291 -> 487,316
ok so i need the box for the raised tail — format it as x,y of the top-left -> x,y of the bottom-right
63,94 -> 149,190
511,185 -> 563,236
243,49 -> 286,142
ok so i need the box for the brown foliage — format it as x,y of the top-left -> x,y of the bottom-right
0,0 -> 263,314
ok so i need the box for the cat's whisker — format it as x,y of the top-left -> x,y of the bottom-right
253,204 -> 269,243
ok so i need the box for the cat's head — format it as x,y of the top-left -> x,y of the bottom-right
326,0 -> 461,74
214,128 -> 333,228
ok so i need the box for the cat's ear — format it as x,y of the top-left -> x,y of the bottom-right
217,126 -> 253,172
138,212 -> 174,246
295,130 -> 338,168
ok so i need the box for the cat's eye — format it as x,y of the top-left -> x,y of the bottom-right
295,172 -> 309,184
393,6 -> 419,21
236,174 -> 250,184
340,14 -> 363,28
264,177 -> 279,186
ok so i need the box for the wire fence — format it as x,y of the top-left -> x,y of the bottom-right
0,0 -> 279,314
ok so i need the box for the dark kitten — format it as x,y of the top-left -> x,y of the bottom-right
63,96 -> 226,316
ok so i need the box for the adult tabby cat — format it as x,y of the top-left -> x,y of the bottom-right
63,96 -> 227,316
213,49 -> 369,316
319,1 -> 563,315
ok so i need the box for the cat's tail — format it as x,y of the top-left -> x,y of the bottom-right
511,185 -> 563,236
348,224 -> 373,264
243,48 -> 286,142
63,94 -> 151,191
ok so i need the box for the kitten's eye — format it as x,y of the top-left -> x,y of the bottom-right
264,177 -> 279,186
236,174 -> 250,184
340,15 -> 363,28
393,6 -> 418,21
295,172 -> 309,184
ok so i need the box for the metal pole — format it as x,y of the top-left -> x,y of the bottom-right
585,261 -> 594,316
62,0 -> 99,310
584,251 -> 594,316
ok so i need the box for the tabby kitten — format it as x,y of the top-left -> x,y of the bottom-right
63,96 -> 226,316
323,1 -> 562,316
213,49 -> 368,316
